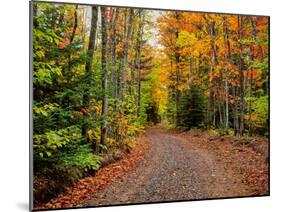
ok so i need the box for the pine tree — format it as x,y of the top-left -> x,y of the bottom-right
177,84 -> 205,129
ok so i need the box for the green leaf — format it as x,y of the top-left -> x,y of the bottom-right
46,151 -> 52,157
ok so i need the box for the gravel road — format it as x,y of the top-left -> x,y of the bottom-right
87,127 -> 250,206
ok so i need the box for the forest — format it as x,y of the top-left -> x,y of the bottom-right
32,2 -> 269,208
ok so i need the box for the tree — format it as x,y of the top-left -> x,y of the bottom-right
100,7 -> 108,146
157,11 -> 268,136
238,16 -> 245,137
82,6 -> 98,141
177,84 -> 205,129
136,10 -> 144,117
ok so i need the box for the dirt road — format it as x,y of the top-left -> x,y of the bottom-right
87,127 -> 255,206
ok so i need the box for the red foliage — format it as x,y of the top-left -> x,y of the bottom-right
59,38 -> 70,49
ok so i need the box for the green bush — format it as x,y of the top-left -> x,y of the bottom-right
252,95 -> 269,135
58,144 -> 102,171
33,142 -> 102,204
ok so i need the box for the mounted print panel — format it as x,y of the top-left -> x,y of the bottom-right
30,0 -> 269,211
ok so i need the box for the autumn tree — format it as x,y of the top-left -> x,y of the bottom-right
157,11 -> 268,136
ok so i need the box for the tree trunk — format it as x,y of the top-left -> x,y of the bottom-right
213,96 -> 216,127
249,17 -> 258,136
70,5 -> 78,43
129,27 -> 137,96
65,5 -> 78,108
100,7 -> 108,146
225,79 -> 229,132
82,6 -> 98,141
175,49 -> 180,126
110,9 -> 119,98
218,101 -> 223,126
249,55 -> 254,136
136,10 -> 144,117
238,16 -> 245,137
174,13 -> 181,126
33,2 -> 38,28
223,17 -> 231,133
130,57 -> 136,95
207,93 -> 211,127
121,9 -> 134,98
211,21 -> 218,128
80,8 -> 86,46
251,17 -> 267,95
233,86 -> 239,136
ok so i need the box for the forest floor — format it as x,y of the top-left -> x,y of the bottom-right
36,127 -> 269,210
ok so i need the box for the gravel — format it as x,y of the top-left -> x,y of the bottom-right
87,127 -> 249,206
